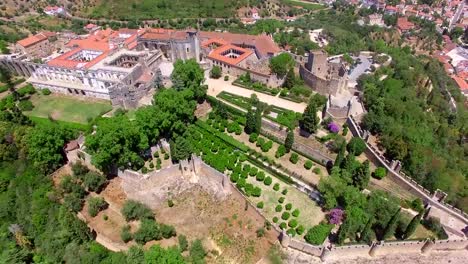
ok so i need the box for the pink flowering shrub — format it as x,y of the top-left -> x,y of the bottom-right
328,208 -> 344,224
328,122 -> 340,133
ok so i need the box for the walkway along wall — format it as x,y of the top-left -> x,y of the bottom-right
346,115 -> 468,235
280,232 -> 468,261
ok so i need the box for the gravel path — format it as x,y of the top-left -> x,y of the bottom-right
205,76 -> 307,113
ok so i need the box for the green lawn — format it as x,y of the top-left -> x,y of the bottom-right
25,94 -> 112,124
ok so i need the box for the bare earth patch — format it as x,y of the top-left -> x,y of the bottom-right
155,186 -> 279,264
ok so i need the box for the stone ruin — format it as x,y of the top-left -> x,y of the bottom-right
118,155 -> 232,209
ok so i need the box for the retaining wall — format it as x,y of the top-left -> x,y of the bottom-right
346,116 -> 468,230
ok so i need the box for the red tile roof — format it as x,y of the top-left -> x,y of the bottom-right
208,44 -> 253,66
17,32 -> 55,48
452,76 -> 468,91
397,17 -> 415,32
199,31 -> 280,57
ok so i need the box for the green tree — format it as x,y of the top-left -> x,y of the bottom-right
282,68 -> 296,89
26,124 -> 75,173
245,107 -> 257,134
170,136 -> 193,162
334,142 -> 346,168
353,160 -> 370,190
86,115 -> 148,172
284,129 -> 294,153
383,209 -> 401,240
83,172 -> 106,192
209,65 -> 222,79
189,239 -> 206,263
144,245 -> 185,263
134,219 -> 161,244
360,217 -> 375,243
300,101 -> 319,134
404,212 -> 422,239
178,235 -> 188,252
269,53 -> 294,77
87,196 -> 108,217
121,200 -> 153,221
347,137 -> 366,156
304,224 -> 333,245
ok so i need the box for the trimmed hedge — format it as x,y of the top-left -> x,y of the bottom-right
292,209 -> 300,217
289,153 -> 299,164
281,212 -> 290,220
275,205 -> 283,212
273,183 -> 280,191
264,176 -> 272,186
285,203 -> 292,210
304,160 -> 313,170
257,201 -> 264,209
278,197 -> 285,204
304,224 -> 334,245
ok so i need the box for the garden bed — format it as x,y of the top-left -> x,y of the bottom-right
232,79 -> 280,96
264,105 -> 302,129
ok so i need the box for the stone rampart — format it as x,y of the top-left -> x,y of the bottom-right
346,116 -> 468,231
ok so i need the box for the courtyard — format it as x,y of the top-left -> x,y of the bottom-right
25,93 -> 112,124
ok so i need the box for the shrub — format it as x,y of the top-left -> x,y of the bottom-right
167,199 -> 174,207
281,212 -> 290,220
275,145 -> 286,158
164,153 -> 169,160
241,170 -> 248,179
42,88 -> 51,95
422,217 -> 448,239
224,75 -> 229,81
279,222 -> 287,230
288,219 -> 298,228
83,172 -> 106,192
160,224 -> 177,239
328,122 -> 340,133
178,235 -> 188,252
304,224 -> 333,245
249,167 -> 258,176
292,209 -> 300,217
304,160 -> 313,170
16,84 -> 35,97
256,227 -> 265,237
249,133 -> 258,143
210,65 -> 222,79
328,208 -> 344,224
278,197 -> 285,204
71,161 -> 89,177
312,167 -> 321,174
261,140 -> 273,152
236,178 -> 246,189
230,172 -> 239,182
189,239 -> 207,263
296,225 -> 305,235
120,225 -> 132,243
121,200 -> 153,221
273,183 -> 280,191
256,137 -> 265,147
275,205 -> 282,212
252,187 -> 262,197
273,217 -> 279,223
63,194 -> 83,213
149,162 -> 154,169
60,175 -> 76,193
282,189 -> 288,195
373,167 -> 387,179
347,137 -> 366,155
256,171 -> 265,181
289,153 -> 299,164
87,196 -> 108,217
287,228 -> 296,237
264,176 -> 272,186
142,166 -> 148,174
18,100 -> 34,111
257,201 -> 264,209
134,219 -> 161,244
285,203 -> 292,210
410,198 -> 424,213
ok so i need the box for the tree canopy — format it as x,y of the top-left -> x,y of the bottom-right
269,53 -> 294,77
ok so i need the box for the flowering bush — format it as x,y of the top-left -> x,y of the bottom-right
328,208 -> 344,224
328,122 -> 340,133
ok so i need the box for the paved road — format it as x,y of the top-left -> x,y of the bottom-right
205,76 -> 307,113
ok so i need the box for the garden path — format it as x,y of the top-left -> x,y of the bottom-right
205,76 -> 307,113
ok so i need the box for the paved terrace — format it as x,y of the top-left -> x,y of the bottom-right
205,75 -> 307,113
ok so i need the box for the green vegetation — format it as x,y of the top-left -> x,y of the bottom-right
88,0 -> 243,19
269,53 -> 294,78
24,95 -> 112,124
210,65 -> 222,79
121,200 -> 154,221
87,196 -> 108,217
304,224 -> 333,245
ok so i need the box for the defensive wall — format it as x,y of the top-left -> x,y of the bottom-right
280,231 -> 468,261
346,115 -> 468,236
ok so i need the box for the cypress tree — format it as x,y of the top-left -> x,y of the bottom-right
360,217 -> 374,244
300,102 -> 319,134
334,142 -> 346,168
245,108 -> 256,134
403,212 -> 422,240
284,130 -> 294,153
353,160 -> 371,190
283,68 -> 295,89
254,107 -> 262,134
383,209 -> 400,240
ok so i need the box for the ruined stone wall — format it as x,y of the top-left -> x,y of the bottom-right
118,155 -> 231,209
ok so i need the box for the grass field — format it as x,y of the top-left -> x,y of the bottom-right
280,0 -> 326,10
25,94 -> 112,124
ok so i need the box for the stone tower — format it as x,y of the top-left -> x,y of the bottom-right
306,50 -> 328,79
187,30 -> 201,62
